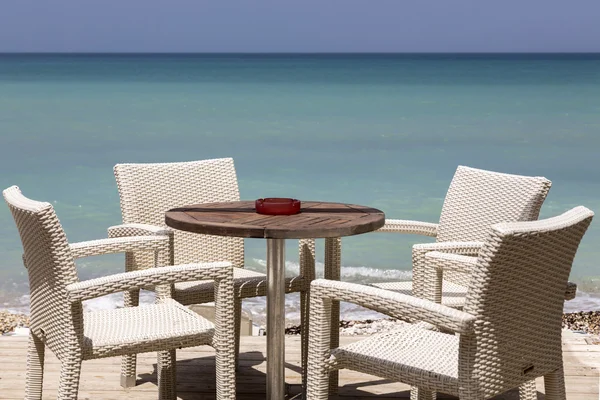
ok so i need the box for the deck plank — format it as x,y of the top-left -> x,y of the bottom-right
0,331 -> 597,399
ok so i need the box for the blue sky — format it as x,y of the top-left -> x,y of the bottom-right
1,0 -> 599,52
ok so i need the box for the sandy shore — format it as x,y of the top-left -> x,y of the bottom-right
4,310 -> 599,336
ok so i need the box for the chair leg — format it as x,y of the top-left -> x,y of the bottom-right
300,289 -> 310,394
410,387 -> 435,400
544,366 -> 566,400
25,333 -> 45,400
299,238 -> 316,397
215,334 -> 237,400
307,290 -> 335,400
306,374 -> 333,400
519,380 -> 538,400
157,349 -> 177,400
327,301 -> 340,395
324,237 -> 341,397
57,356 -> 82,400
121,288 -> 140,388
233,298 -> 242,369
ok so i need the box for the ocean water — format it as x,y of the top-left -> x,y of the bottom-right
1,53 -> 599,324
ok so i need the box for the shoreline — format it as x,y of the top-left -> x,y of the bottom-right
4,310 -> 600,337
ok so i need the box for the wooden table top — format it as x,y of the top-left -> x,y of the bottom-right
165,200 -> 385,239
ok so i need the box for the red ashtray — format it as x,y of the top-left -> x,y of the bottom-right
255,198 -> 301,215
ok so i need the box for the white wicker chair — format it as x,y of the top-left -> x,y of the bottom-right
372,165 -> 553,307
3,185 -> 236,400
109,158 -> 315,387
307,206 -> 594,400
370,166 -> 558,399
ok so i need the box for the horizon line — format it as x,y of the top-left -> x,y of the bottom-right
1,51 -> 600,55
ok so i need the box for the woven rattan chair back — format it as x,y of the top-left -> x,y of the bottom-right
462,206 -> 593,397
114,158 -> 245,267
3,186 -> 80,360
437,165 -> 552,243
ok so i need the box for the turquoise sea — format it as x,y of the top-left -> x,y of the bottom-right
1,53 -> 599,323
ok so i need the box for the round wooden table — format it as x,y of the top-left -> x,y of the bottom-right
165,200 -> 385,400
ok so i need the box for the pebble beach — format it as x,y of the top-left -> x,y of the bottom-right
0,311 -> 29,335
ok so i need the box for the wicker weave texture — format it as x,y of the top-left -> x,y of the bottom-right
81,299 -> 215,359
373,166 -> 552,305
333,324 -> 460,393
463,206 -> 592,397
114,158 -> 245,268
69,236 -> 169,259
306,206 -> 593,400
436,166 -> 549,291
3,186 -> 79,363
376,219 -> 438,236
3,186 -> 236,400
359,167 -> 551,400
436,165 -> 551,242
372,280 -> 467,308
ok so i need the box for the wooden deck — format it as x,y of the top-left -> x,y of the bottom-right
0,331 -> 598,399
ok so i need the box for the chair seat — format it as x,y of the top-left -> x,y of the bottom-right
82,299 -> 214,360
371,280 -> 467,308
174,267 -> 305,304
332,323 -> 459,394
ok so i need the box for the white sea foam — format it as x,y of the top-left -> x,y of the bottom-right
251,258 -> 412,282
243,259 -> 417,326
563,291 -> 600,313
2,291 -> 157,315
2,294 -> 31,314
4,262 -> 600,326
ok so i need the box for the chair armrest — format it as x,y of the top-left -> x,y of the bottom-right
424,251 -> 478,273
411,242 -> 484,299
108,223 -> 171,238
69,236 -> 169,259
565,282 -> 577,301
66,261 -> 233,302
376,219 -> 438,237
310,279 -> 476,334
413,241 -> 484,256
423,252 -> 578,301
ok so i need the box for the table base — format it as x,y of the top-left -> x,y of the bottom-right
267,238 -> 286,400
